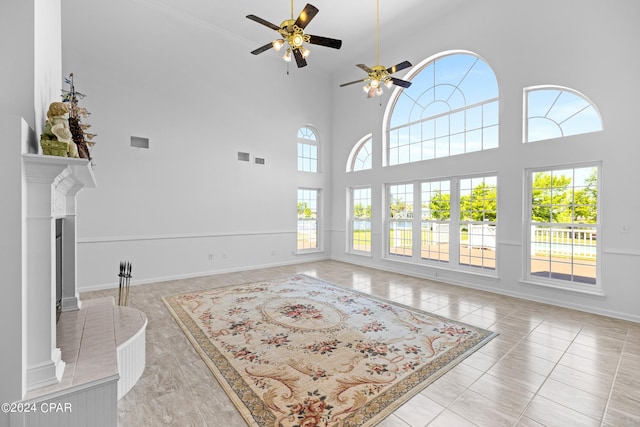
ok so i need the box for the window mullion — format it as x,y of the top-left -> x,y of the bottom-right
450,178 -> 461,268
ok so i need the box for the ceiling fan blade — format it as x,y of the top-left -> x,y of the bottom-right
294,4 -> 319,30
251,42 -> 273,55
390,77 -> 412,88
387,60 -> 412,74
356,64 -> 374,73
367,87 -> 377,98
307,35 -> 342,49
292,48 -> 308,68
339,78 -> 367,87
246,14 -> 281,31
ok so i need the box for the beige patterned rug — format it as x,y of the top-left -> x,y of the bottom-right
163,274 -> 496,427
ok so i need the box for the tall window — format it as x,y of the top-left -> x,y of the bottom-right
525,86 -> 602,143
350,188 -> 372,253
297,127 -> 318,172
387,52 -> 499,166
348,135 -> 373,172
527,165 -> 599,287
386,176 -> 497,272
421,180 -> 450,263
388,184 -> 414,257
297,188 -> 319,250
459,176 -> 497,270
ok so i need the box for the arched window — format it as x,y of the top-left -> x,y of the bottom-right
386,52 -> 499,165
297,126 -> 318,172
346,134 -> 373,172
525,86 -> 603,143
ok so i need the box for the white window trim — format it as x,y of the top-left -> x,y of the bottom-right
523,162 -> 602,295
384,175 -> 498,275
382,50 -> 499,167
523,85 -> 604,144
297,126 -> 320,173
296,187 -> 322,254
348,187 -> 373,256
346,134 -> 373,172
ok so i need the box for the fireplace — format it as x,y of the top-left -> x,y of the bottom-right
22,153 -> 96,391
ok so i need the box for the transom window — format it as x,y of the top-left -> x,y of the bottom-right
348,134 -> 373,172
297,126 -> 318,172
527,165 -> 599,288
297,188 -> 319,250
525,86 -> 603,143
387,52 -> 499,166
350,187 -> 372,253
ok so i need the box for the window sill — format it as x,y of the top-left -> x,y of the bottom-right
295,249 -> 324,256
383,255 -> 500,282
347,251 -> 373,258
519,278 -> 606,298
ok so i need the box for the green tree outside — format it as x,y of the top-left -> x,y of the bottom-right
460,183 -> 497,221
297,202 -> 315,218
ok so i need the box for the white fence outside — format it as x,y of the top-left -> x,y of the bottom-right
422,222 -> 450,244
468,223 -> 496,250
531,226 -> 597,259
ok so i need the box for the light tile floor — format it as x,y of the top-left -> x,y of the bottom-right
80,260 -> 640,426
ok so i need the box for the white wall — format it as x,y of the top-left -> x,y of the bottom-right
61,0 -> 332,289
0,0 -> 61,140
0,115 -> 29,418
329,0 -> 640,322
1,0 -> 61,413
60,0 -> 639,321
0,1 -> 35,131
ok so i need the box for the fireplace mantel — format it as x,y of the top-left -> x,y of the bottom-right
22,153 -> 96,391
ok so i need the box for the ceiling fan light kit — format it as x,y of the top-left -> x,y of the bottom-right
247,2 -> 342,69
339,0 -> 413,98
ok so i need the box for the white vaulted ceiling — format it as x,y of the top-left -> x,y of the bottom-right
92,0 -> 465,77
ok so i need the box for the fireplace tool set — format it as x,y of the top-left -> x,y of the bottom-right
117,261 -> 132,306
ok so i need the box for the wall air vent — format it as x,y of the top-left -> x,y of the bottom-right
130,136 -> 149,149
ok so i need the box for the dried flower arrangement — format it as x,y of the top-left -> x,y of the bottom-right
62,73 -> 96,160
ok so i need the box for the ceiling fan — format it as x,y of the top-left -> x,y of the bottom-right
246,2 -> 342,68
339,0 -> 412,98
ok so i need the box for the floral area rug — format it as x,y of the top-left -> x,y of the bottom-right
162,274 -> 497,427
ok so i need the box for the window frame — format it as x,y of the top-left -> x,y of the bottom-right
524,85 -> 603,143
297,187 -> 321,253
384,174 -> 498,275
347,134 -> 373,172
348,187 -> 372,255
383,51 -> 499,167
297,126 -> 319,173
524,163 -> 602,294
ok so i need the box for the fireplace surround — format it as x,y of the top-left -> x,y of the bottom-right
22,153 -> 96,390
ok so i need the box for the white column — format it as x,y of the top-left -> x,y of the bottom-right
60,214 -> 81,311
24,162 -> 68,390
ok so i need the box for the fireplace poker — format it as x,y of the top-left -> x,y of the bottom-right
125,262 -> 132,306
118,261 -> 124,305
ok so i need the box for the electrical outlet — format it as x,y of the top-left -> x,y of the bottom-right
208,253 -> 213,261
